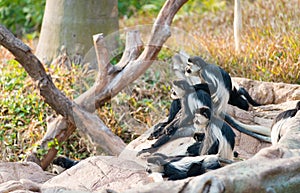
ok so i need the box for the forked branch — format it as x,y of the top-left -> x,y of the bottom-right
0,0 -> 189,170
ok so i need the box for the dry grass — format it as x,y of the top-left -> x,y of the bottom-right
121,0 -> 299,83
173,0 -> 300,83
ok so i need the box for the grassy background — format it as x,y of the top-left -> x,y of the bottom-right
0,0 -> 299,163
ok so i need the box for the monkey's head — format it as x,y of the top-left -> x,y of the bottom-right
185,56 -> 208,77
170,80 -> 195,99
193,106 -> 211,132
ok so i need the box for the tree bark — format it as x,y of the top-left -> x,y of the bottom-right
36,0 -> 119,64
234,0 -> 242,53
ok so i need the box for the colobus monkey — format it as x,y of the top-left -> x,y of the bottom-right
185,56 -> 232,116
175,53 -> 260,111
186,133 -> 205,156
185,56 -> 270,142
146,153 -> 221,180
148,83 -> 210,140
193,107 -> 236,160
185,56 -> 261,112
271,101 -> 300,145
137,80 -> 212,156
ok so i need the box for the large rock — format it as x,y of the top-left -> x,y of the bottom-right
0,162 -> 52,184
42,156 -> 152,192
233,77 -> 300,104
0,161 -> 53,193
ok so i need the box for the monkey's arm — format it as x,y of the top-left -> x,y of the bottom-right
148,99 -> 181,139
137,134 -> 172,156
164,95 -> 194,135
237,87 -> 261,106
164,111 -> 193,136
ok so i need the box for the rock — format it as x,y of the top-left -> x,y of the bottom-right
2,78 -> 298,193
232,77 -> 300,105
0,162 -> 53,184
0,162 -> 53,193
42,156 -> 152,192
0,179 -> 41,193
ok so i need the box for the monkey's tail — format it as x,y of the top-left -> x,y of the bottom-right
224,114 -> 271,143
238,87 -> 261,106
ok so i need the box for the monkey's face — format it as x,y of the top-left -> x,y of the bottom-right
170,84 -> 185,99
185,60 -> 201,77
193,107 -> 211,132
170,80 -> 192,99
185,57 -> 207,77
193,114 -> 209,132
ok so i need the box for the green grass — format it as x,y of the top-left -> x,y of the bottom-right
0,0 -> 299,163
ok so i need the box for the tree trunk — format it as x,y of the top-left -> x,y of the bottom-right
36,0 -> 118,64
234,0 -> 242,53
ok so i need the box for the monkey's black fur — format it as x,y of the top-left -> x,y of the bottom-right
53,156 -> 79,169
271,101 -> 300,144
147,153 -> 221,180
186,133 -> 205,156
137,81 -> 212,156
187,56 -> 261,112
186,56 -> 271,142
148,80 -> 211,139
194,107 -> 236,159
272,101 -> 300,125
148,83 -> 210,140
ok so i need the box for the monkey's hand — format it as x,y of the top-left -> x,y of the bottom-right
165,126 -> 176,136
148,123 -> 164,140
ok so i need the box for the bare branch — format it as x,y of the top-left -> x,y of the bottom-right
0,24 -> 126,170
93,33 -> 111,83
95,0 -> 189,106
0,25 -> 74,121
109,30 -> 143,74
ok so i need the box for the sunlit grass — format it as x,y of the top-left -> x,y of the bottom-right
173,0 -> 299,83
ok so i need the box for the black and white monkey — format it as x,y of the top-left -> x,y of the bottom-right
271,101 -> 300,145
174,53 -> 258,111
152,54 -> 261,142
185,56 -> 271,142
185,56 -> 261,113
193,106 -> 236,160
148,82 -> 210,140
52,156 -> 79,174
137,80 -> 212,155
146,153 -> 221,180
